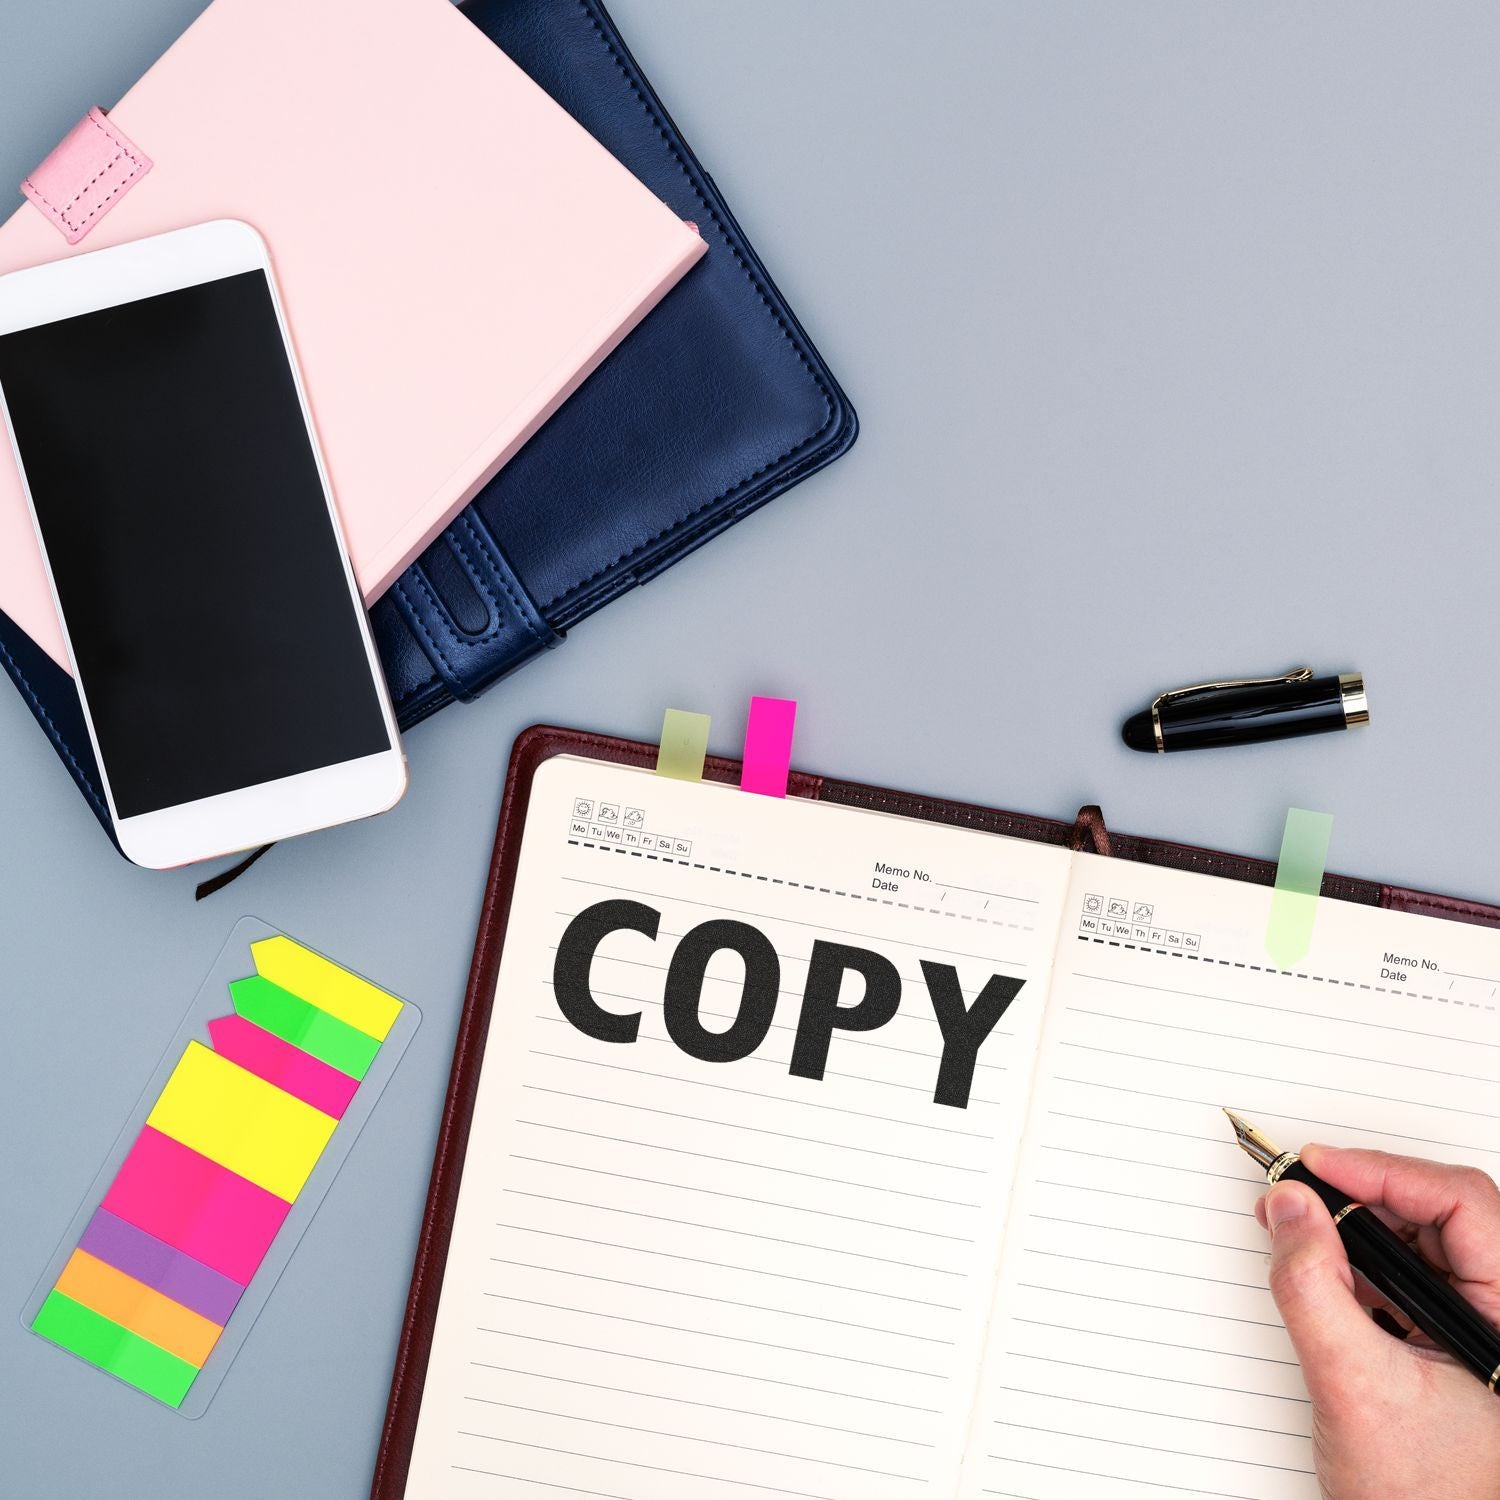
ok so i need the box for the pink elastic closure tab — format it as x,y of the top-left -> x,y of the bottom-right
740,697 -> 798,798
21,107 -> 152,245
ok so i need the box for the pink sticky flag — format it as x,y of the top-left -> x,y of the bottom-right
740,696 -> 798,798
207,1015 -> 358,1119
102,1128 -> 290,1287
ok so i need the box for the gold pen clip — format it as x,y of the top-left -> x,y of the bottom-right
1149,667 -> 1313,753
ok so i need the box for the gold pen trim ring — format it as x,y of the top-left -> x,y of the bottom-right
1268,1151 -> 1301,1184
1331,1202 -> 1364,1226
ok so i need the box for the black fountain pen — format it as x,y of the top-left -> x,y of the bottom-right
1123,666 -> 1369,753
1226,1111 -> 1500,1393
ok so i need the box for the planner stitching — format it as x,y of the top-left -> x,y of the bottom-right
1075,933 -> 1495,1012
25,114 -> 148,236
0,632 -> 108,820
450,515 -> 547,650
393,574 -> 458,680
569,837 -> 1036,932
540,1 -> 843,616
391,667 -> 441,708
436,527 -> 508,646
466,514 -> 552,649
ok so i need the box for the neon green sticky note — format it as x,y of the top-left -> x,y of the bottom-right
1266,808 -> 1333,968
32,1291 -> 198,1408
229,976 -> 381,1080
656,708 -> 710,782
250,936 -> 403,1041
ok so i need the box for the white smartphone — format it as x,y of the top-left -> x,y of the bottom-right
0,219 -> 406,868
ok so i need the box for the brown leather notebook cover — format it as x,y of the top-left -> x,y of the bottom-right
370,723 -> 1500,1496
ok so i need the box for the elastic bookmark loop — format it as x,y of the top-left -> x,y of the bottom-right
656,709 -> 710,782
740,696 -> 797,798
1265,808 -> 1333,967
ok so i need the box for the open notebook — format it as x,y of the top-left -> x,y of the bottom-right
375,728 -> 1500,1500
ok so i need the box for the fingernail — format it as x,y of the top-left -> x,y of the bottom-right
1266,1186 -> 1307,1233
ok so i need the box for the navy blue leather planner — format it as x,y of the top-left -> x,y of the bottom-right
0,0 -> 856,846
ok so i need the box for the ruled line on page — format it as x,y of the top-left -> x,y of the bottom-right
525,1051 -> 998,1140
1063,1005 -> 1500,1086
980,1456 -> 1259,1499
1012,1284 -> 1282,1331
464,1400 -> 928,1481
1058,1039 -> 1500,1123
472,1342 -> 946,1413
513,1121 -> 985,1206
490,1234 -> 965,1311
501,1191 -> 971,1276
1025,1216 -> 1263,1258
464,1369 -> 941,1447
521,1086 -> 991,1173
1001,1351 -> 1310,1406
535,1002 -> 1013,1070
1031,1180 -> 1254,1218
541,993 -> 1015,1062
1008,1319 -> 1299,1368
1045,1078 -> 1500,1160
1020,1248 -> 1270,1294
1071,971 -> 1494,1050
1038,1143 -> 1261,1185
989,1388 -> 1305,1439
487,1262 -> 957,1344
454,1434 -> 842,1499
482,1303 -> 949,1380
505,1155 -> 978,1242
450,1465 -> 643,1500
541,1028 -> 1007,1104
993,1422 -> 1314,1477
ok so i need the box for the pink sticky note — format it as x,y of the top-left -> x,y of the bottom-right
741,697 -> 798,798
102,1127 -> 290,1286
207,1014 -> 358,1119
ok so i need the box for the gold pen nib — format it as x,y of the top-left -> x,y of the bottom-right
1223,1108 -> 1282,1171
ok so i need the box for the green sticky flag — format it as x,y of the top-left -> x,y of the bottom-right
32,1292 -> 198,1408
1265,808 -> 1333,968
229,975 -> 380,1079
656,709 -> 710,782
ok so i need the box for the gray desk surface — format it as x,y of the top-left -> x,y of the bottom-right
2,2 -> 1497,1495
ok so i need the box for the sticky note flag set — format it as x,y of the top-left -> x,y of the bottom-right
25,921 -> 417,1414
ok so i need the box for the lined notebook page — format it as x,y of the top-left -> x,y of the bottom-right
402,756 -> 1073,1499
962,851 -> 1500,1500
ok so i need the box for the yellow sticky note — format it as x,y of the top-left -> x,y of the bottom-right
251,936 -> 402,1042
146,1043 -> 336,1202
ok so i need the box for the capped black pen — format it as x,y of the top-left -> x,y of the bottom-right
1226,1110 -> 1500,1393
1123,666 -> 1369,753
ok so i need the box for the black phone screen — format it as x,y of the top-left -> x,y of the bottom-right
0,269 -> 391,818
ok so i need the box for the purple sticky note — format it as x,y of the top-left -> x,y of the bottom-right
76,1207 -> 243,1326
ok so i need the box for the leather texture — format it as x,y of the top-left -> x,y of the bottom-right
22,107 -> 152,245
0,0 -> 856,847
0,604 -> 118,848
371,0 -> 858,727
369,723 -> 1500,1498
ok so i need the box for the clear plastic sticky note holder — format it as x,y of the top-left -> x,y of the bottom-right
20,917 -> 419,1416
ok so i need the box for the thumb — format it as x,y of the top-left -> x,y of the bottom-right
1264,1181 -> 1394,1410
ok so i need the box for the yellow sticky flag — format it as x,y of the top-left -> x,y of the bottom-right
251,936 -> 402,1042
146,1043 -> 336,1202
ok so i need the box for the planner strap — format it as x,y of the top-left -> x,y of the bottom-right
22,108 -> 152,245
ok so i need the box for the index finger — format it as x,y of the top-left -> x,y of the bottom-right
1301,1144 -> 1500,1288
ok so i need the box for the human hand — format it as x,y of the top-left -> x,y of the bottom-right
1257,1144 -> 1500,1500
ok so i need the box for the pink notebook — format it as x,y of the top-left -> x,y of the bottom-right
0,0 -> 705,671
